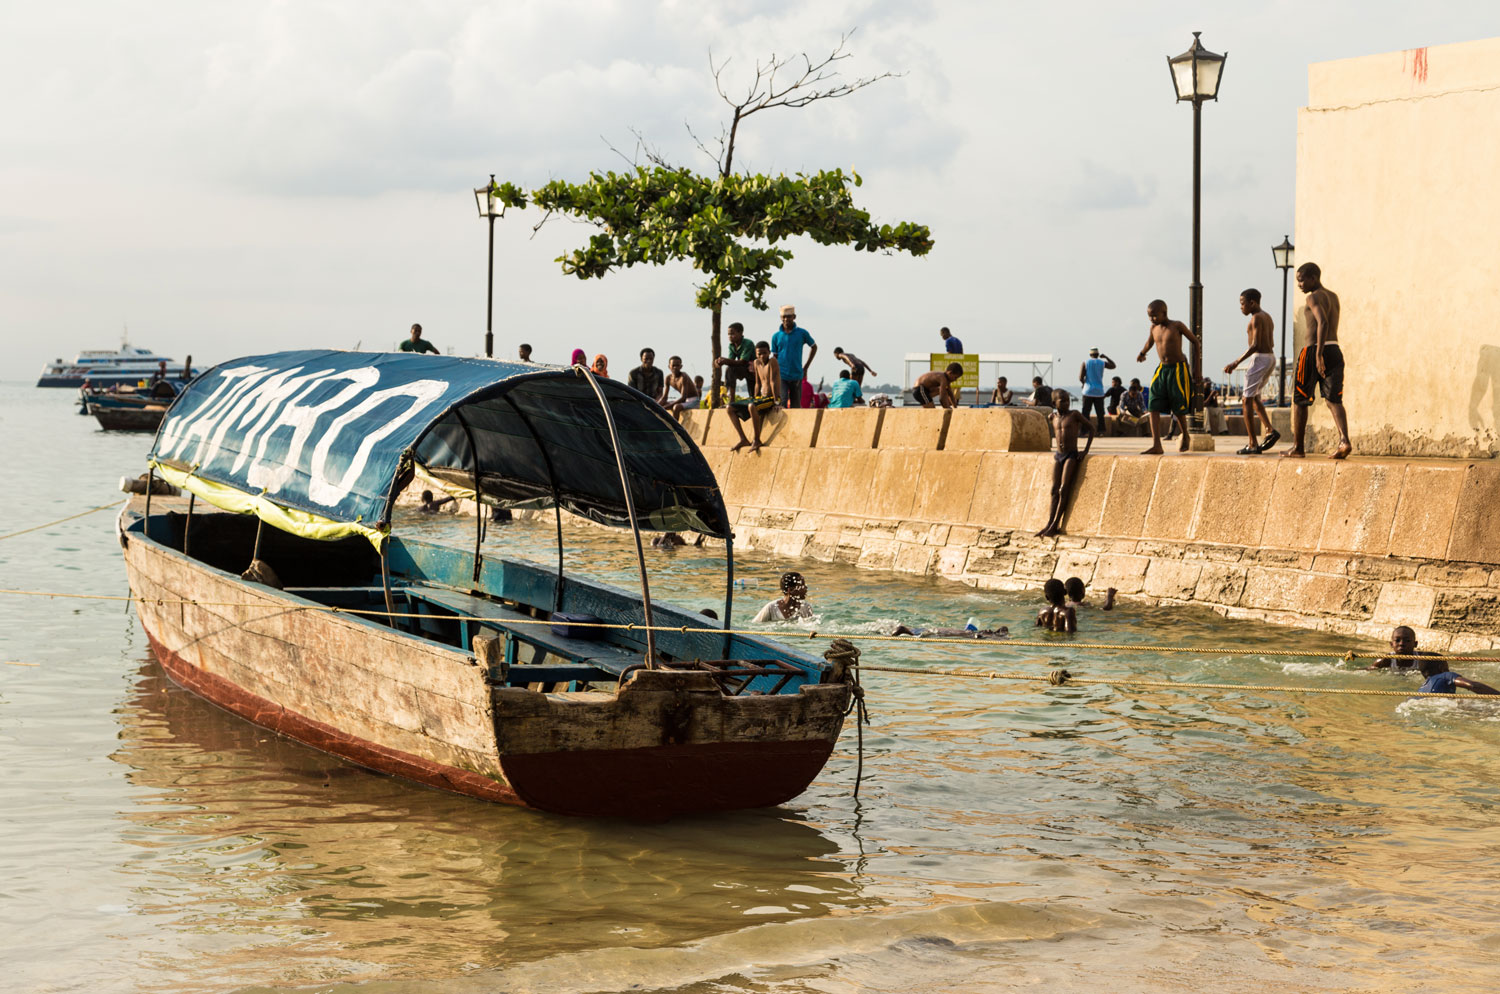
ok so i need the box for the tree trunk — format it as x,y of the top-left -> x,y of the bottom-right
709,304 -> 723,408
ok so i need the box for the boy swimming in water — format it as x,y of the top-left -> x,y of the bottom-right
890,622 -> 1010,640
1414,655 -> 1500,696
1367,625 -> 1437,671
1064,576 -> 1116,611
1036,578 -> 1077,633
753,571 -> 813,622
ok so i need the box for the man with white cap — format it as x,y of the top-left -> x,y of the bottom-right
1078,347 -> 1115,435
771,305 -> 817,408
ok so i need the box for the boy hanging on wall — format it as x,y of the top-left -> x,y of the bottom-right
1036,390 -> 1095,539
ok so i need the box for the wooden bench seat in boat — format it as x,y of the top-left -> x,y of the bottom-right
410,586 -> 644,676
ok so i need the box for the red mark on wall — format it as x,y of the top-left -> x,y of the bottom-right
1404,47 -> 1429,84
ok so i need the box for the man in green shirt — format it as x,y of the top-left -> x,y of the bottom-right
713,322 -> 757,403
400,323 -> 439,354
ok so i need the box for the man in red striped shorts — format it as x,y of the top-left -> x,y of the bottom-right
1286,262 -> 1352,459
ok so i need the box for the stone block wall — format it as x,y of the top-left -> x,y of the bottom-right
701,414 -> 1500,648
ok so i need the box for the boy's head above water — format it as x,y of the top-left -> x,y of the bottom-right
1064,577 -> 1086,602
1043,578 -> 1066,606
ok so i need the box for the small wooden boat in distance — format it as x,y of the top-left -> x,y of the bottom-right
119,350 -> 853,818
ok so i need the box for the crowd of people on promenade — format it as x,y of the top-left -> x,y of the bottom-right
397,258 -> 1352,470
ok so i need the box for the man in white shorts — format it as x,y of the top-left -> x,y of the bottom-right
1224,288 -> 1280,454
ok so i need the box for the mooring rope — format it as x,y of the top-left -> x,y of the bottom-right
856,664 -> 1476,698
0,501 -> 125,542
0,585 -> 1496,665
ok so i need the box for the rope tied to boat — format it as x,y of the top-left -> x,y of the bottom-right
824,639 -> 870,799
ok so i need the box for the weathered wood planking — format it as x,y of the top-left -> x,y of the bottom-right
125,530 -> 505,780
120,499 -> 853,817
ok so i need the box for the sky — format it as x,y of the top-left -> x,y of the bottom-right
4,1 -> 1498,389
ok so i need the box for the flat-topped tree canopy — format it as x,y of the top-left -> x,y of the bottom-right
148,350 -> 729,546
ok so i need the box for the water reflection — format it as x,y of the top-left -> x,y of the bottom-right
110,659 -> 879,987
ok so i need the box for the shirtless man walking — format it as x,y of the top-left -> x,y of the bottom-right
1224,288 -> 1279,455
1135,300 -> 1198,454
1287,262 -> 1352,459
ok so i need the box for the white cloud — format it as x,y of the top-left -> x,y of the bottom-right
2,0 -> 1499,388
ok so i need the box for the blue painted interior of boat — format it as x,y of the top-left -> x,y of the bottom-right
124,508 -> 829,697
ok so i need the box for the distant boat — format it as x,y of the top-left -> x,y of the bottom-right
38,343 -> 188,388
119,350 -> 854,819
83,381 -> 180,431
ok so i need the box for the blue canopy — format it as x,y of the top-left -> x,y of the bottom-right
149,350 -> 728,544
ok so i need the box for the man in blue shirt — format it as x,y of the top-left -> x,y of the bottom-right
1077,347 -> 1117,434
771,305 -> 817,408
939,326 -> 964,353
827,369 -> 863,408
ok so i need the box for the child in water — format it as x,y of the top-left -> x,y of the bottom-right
1064,576 -> 1116,611
1036,578 -> 1077,633
753,571 -> 813,623
890,622 -> 1010,640
1414,655 -> 1500,696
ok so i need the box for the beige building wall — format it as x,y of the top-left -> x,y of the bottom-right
1295,37 -> 1500,457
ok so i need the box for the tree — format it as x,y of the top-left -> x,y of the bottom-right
490,32 -> 932,405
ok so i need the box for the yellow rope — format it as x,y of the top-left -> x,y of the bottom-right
0,585 -> 1496,664
0,500 -> 125,542
857,664 -> 1472,698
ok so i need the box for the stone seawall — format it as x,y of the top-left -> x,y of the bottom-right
682,408 -> 1500,651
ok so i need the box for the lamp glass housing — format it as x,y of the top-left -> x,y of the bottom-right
1272,236 -> 1295,271
474,186 -> 495,219
1168,32 -> 1226,101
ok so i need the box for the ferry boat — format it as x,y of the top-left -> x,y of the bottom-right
37,343 -> 184,388
118,350 -> 854,819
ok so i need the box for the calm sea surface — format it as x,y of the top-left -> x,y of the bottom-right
3,382 -> 1499,993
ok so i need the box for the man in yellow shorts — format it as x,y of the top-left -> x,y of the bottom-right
1135,299 -> 1198,454
728,341 -> 782,453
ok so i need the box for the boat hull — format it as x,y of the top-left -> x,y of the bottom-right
92,404 -> 167,432
121,511 -> 851,818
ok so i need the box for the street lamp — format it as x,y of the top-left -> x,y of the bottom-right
1271,234 -> 1295,406
1166,30 -> 1226,411
473,174 -> 500,358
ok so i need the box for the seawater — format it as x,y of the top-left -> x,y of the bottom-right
3,383 -> 1500,994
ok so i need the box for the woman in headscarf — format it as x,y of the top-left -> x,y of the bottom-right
591,354 -> 610,378
570,348 -> 587,368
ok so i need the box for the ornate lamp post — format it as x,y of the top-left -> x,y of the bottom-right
1271,235 -> 1295,406
1167,31 -> 1227,411
473,174 -> 499,358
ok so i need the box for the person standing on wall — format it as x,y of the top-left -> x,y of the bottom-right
1224,288 -> 1279,455
1078,347 -> 1116,435
771,305 -> 816,409
1286,262 -> 1353,459
400,324 -> 439,354
939,327 -> 964,353
1136,299 -> 1197,454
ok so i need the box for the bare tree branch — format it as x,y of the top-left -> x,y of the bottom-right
705,29 -> 902,176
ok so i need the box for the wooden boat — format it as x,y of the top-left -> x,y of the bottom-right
119,350 -> 853,819
89,394 -> 171,431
